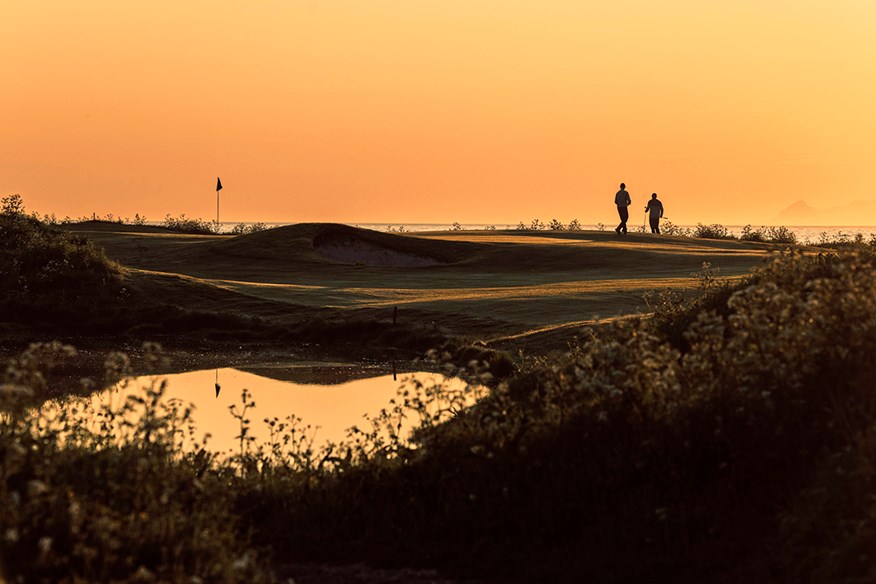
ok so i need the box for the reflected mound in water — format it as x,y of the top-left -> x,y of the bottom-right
44,364 -> 482,455
239,362 -> 397,385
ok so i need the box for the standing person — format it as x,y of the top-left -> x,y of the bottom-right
615,182 -> 631,235
645,193 -> 664,234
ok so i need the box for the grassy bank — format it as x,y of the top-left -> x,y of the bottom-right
2,242 -> 875,582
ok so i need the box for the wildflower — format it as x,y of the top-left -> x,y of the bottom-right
232,551 -> 254,571
69,499 -> 83,532
0,383 -> 34,399
132,565 -> 156,582
7,441 -> 26,461
27,480 -> 49,497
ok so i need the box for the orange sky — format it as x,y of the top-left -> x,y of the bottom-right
3,1 -> 875,225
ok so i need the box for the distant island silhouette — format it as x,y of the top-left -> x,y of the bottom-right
776,199 -> 876,225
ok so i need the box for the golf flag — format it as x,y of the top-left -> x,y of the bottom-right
216,177 -> 223,192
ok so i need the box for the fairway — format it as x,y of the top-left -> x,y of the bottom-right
66,222 -> 781,344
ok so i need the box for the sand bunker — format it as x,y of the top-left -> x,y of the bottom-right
314,237 -> 443,268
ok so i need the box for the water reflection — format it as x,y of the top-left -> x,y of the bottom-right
50,365 -> 471,456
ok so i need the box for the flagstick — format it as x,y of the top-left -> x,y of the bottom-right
215,177 -> 223,233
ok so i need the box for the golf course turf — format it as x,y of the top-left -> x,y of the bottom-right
62,221 -> 779,351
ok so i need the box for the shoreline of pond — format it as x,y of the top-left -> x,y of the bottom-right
0,337 -> 440,400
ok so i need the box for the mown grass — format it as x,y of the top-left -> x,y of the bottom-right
3,229 -> 876,581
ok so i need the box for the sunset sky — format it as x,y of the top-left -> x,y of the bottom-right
3,1 -> 875,225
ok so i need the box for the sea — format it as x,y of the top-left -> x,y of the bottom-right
211,222 -> 876,244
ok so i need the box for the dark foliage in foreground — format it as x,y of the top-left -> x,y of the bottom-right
238,246 -> 876,582
0,345 -> 273,582
0,200 -> 125,327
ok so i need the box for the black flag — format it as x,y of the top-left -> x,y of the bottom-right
216,177 -> 223,192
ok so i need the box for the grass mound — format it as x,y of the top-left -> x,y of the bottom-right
212,223 -> 482,265
63,220 -> 176,234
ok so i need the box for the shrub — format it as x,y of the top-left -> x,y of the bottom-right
739,224 -> 766,242
740,224 -> 798,245
162,214 -> 217,234
763,225 -> 797,244
812,231 -> 872,247
230,222 -> 269,235
568,219 -> 582,230
0,204 -> 122,316
660,219 -> 690,237
548,219 -> 565,230
2,193 -> 25,215
694,222 -> 734,240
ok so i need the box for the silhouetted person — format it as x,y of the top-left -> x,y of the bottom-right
615,182 -> 631,235
645,193 -> 664,234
